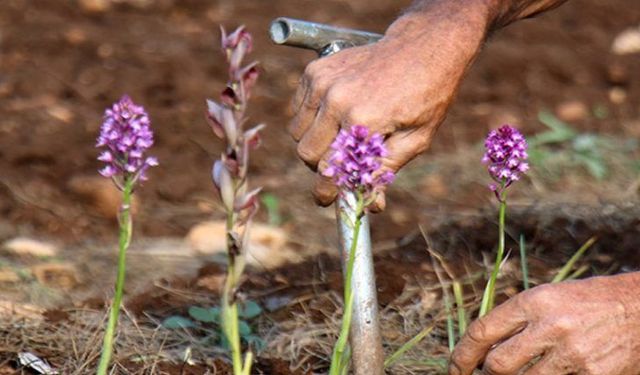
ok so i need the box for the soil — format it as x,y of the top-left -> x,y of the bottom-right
0,0 -> 639,374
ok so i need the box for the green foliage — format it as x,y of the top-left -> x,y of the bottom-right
239,300 -> 262,319
552,236 -> 597,283
161,300 -> 264,352
188,306 -> 220,323
261,193 -> 283,226
529,111 -> 610,180
162,315 -> 197,329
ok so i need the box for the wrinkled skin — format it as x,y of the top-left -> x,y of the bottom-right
449,273 -> 640,375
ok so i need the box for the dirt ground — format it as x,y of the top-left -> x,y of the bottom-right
0,0 -> 639,373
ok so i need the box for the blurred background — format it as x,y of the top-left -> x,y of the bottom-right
0,0 -> 639,371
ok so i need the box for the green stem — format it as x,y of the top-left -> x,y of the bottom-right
329,193 -> 364,375
97,178 -> 133,375
452,281 -> 467,336
479,193 -> 507,317
519,234 -> 530,290
223,209 -> 243,375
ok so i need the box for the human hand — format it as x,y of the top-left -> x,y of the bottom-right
289,2 -> 493,210
449,273 -> 640,375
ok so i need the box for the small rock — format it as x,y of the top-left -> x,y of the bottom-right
186,221 -> 300,269
420,290 -> 437,311
609,87 -> 627,104
64,27 -> 87,45
606,62 -> 629,85
0,269 -> 20,283
0,301 -> 43,321
67,175 -> 138,220
612,27 -> 640,55
3,237 -> 58,257
31,263 -> 79,290
78,0 -> 111,13
556,100 -> 588,122
46,105 -> 74,123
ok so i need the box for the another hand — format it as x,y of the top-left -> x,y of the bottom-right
289,2 -> 492,209
449,273 -> 640,375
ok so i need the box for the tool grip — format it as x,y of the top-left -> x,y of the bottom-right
269,17 -> 382,56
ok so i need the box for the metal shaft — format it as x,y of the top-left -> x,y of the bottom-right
270,17 -> 384,375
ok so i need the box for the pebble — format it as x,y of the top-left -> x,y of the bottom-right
606,62 -> 629,85
0,301 -> 43,321
186,221 -> 300,269
609,87 -> 627,104
0,269 -> 20,283
612,27 -> 640,55
78,0 -> 112,13
2,237 -> 58,257
556,100 -> 588,122
31,263 -> 79,290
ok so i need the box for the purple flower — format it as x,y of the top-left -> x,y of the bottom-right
323,125 -> 395,199
97,95 -> 158,185
482,125 -> 529,197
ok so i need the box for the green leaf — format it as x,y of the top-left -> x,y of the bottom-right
529,111 -> 577,147
239,300 -> 262,319
261,193 -> 282,226
188,306 -> 220,323
574,153 -> 607,180
162,316 -> 196,329
238,320 -> 252,337
244,334 -> 266,352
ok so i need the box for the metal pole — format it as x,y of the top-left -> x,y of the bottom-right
270,18 -> 384,375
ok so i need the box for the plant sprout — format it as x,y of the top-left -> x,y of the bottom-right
479,125 -> 528,316
205,25 -> 263,375
96,95 -> 158,375
322,125 -> 394,375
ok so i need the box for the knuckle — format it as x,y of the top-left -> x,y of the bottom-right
521,284 -> 554,309
324,84 -> 348,107
296,141 -> 317,165
310,77 -> 330,96
548,315 -> 574,335
466,318 -> 489,344
449,349 -> 467,371
344,106 -> 372,126
483,352 -> 512,375
303,60 -> 321,79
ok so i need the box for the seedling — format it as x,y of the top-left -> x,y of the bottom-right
162,300 -> 265,352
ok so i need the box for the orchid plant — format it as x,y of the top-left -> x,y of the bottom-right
95,95 -> 158,374
205,25 -> 263,375
479,125 -> 529,316
322,125 -> 394,374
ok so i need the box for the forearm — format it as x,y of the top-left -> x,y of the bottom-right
493,0 -> 569,28
404,0 -> 569,32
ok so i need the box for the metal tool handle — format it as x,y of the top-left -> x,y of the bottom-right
270,17 -> 382,56
270,17 -> 384,375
